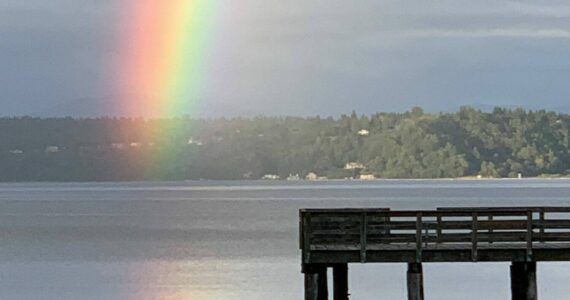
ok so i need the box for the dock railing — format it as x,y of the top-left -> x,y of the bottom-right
301,207 -> 570,264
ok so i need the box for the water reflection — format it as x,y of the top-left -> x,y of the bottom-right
124,260 -> 235,300
122,258 -> 300,300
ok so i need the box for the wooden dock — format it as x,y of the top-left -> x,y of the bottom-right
300,207 -> 570,300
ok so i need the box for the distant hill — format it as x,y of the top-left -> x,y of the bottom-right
1,106 -> 570,181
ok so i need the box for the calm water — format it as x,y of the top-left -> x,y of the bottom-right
1,179 -> 570,299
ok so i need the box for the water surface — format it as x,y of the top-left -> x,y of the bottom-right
1,179 -> 569,299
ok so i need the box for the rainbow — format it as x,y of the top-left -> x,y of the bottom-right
116,0 -> 218,117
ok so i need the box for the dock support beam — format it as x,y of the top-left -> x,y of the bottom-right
407,263 -> 424,300
304,264 -> 329,300
333,264 -> 349,300
510,262 -> 537,300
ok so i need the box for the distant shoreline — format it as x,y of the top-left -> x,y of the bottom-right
2,176 -> 570,184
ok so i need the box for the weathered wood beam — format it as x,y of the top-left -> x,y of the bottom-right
407,263 -> 424,300
510,262 -> 537,300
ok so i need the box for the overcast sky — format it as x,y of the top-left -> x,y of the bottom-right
2,0 -> 570,117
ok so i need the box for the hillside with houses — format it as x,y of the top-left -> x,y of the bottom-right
1,107 -> 569,181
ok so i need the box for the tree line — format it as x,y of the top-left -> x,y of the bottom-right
0,107 -> 569,181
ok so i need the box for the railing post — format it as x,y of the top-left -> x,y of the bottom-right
416,213 -> 423,263
303,212 -> 312,264
472,212 -> 478,262
488,215 -> 494,244
539,208 -> 545,243
526,211 -> 533,262
436,214 -> 442,244
360,212 -> 367,263
383,212 -> 391,243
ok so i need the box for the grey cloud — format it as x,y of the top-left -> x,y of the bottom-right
2,0 -> 570,117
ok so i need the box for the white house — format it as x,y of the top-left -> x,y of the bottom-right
306,172 -> 318,181
262,174 -> 280,180
359,173 -> 376,180
344,162 -> 365,170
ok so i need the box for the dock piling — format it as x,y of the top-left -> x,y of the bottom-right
407,263 -> 424,300
511,262 -> 537,300
304,264 -> 328,300
333,264 -> 349,300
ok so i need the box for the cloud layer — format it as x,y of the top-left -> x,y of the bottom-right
2,0 -> 570,117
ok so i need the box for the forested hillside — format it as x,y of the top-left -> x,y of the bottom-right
1,107 -> 569,181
